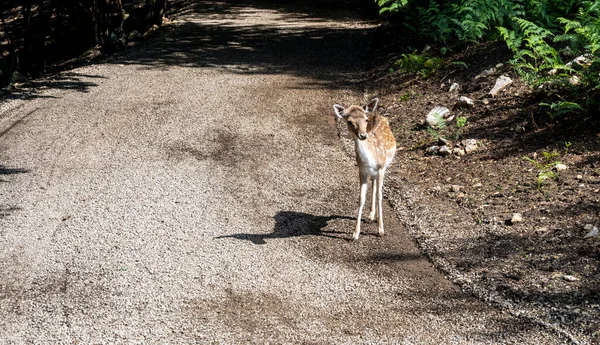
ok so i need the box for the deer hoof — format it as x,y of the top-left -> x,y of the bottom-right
368,212 -> 376,222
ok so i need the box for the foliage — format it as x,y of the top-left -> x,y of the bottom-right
454,116 -> 468,139
395,51 -> 443,77
523,150 -> 562,190
376,0 -> 410,15
540,101 -> 584,119
375,0 -> 599,120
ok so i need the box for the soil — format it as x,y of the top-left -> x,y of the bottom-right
364,33 -> 600,342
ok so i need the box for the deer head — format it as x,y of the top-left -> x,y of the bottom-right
333,98 -> 379,141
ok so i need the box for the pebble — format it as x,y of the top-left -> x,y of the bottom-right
472,182 -> 482,188
450,185 -> 462,193
555,164 -> 567,171
426,145 -> 440,155
584,224 -> 594,231
426,106 -> 451,128
474,67 -> 496,80
453,148 -> 465,156
453,96 -> 474,109
576,175 -> 583,180
511,213 -> 523,224
439,145 -> 450,156
562,275 -> 579,282
449,83 -> 460,93
584,227 -> 598,239
489,75 -> 513,97
461,139 -> 478,154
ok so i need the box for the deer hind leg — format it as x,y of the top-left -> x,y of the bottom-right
376,170 -> 386,236
368,176 -> 377,221
353,172 -> 369,241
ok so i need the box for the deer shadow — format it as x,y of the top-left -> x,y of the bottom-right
216,211 -> 354,244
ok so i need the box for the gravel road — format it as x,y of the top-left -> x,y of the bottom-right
0,1 -> 569,344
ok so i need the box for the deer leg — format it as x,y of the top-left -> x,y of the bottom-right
377,170 -> 386,236
353,172 -> 369,241
368,176 -> 377,221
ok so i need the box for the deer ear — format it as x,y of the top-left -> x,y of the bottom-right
333,104 -> 345,118
363,98 -> 379,113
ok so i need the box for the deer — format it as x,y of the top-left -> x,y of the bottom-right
333,98 -> 396,240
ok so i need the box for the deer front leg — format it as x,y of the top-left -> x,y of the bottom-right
369,176 -> 377,221
376,170 -> 386,236
353,172 -> 369,241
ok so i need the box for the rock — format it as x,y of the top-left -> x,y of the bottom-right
128,30 -> 142,41
450,185 -> 462,193
496,63 -> 505,69
449,83 -> 460,93
489,76 -> 513,97
456,192 -> 466,199
426,106 -> 451,128
438,137 -> 452,147
584,227 -> 598,239
567,54 -> 593,69
584,224 -> 595,231
453,96 -> 475,110
439,145 -> 450,156
10,71 -> 28,84
473,182 -> 482,188
461,139 -> 478,154
514,124 -> 525,133
426,146 -> 440,155
577,175 -> 583,180
555,164 -> 568,171
453,148 -> 465,156
511,213 -> 523,224
475,67 -> 496,80
570,76 -> 581,86
562,275 -> 579,282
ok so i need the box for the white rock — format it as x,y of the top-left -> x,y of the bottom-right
584,227 -> 598,239
475,67 -> 496,80
461,139 -> 478,154
472,182 -> 482,188
439,145 -> 450,156
426,106 -> 451,128
562,275 -> 579,282
453,148 -> 465,156
489,76 -> 513,97
450,185 -> 462,193
555,164 -> 568,171
426,146 -> 440,155
511,213 -> 523,224
449,83 -> 460,93
496,63 -> 505,69
454,96 -> 474,110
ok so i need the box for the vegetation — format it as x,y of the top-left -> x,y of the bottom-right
375,0 -> 599,121
0,0 -> 168,82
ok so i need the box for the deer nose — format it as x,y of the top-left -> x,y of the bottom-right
358,133 -> 367,140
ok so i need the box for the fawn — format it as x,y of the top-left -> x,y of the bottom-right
333,98 -> 396,240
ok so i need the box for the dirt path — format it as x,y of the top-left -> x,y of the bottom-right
0,1 -> 570,344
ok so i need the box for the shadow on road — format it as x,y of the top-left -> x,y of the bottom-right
1,72 -> 103,101
114,0 -> 375,90
216,211 -> 354,244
